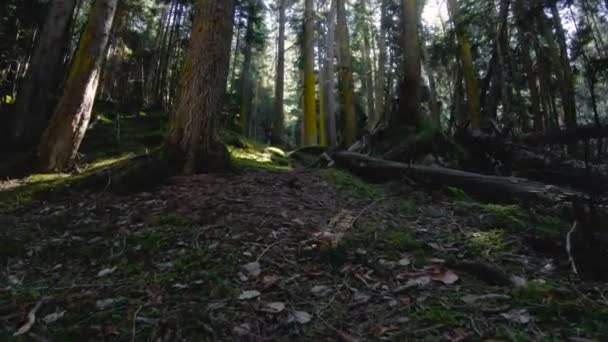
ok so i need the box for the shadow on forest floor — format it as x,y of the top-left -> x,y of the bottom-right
1,115 -> 607,341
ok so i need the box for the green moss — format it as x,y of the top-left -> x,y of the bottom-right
446,186 -> 473,202
398,200 -> 417,215
466,229 -> 511,255
383,229 -> 419,250
320,169 -> 383,199
482,204 -> 527,229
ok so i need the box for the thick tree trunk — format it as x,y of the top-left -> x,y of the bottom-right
303,0 -> 318,146
396,0 -> 422,127
167,0 -> 235,173
37,0 -> 117,172
447,0 -> 481,130
550,3 -> 577,129
324,0 -> 338,146
271,0 -> 286,145
12,0 -> 76,149
337,0 -> 356,146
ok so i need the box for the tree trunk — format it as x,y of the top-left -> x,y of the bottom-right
396,0 -> 422,127
374,0 -> 388,124
360,0 -> 376,128
271,0 -> 286,145
167,0 -> 235,173
239,0 -> 256,135
324,0 -> 338,146
12,0 -> 77,149
514,0 -> 541,131
447,0 -> 481,130
303,0 -> 318,146
37,0 -> 117,172
337,0 -> 356,146
550,3 -> 577,129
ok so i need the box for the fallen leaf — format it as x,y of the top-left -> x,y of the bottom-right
311,285 -> 331,296
353,292 -> 371,305
42,311 -> 65,324
290,311 -> 311,324
510,275 -> 527,288
398,257 -> 411,266
243,262 -> 261,277
373,323 -> 388,337
172,283 -> 189,290
429,266 -> 459,285
338,331 -> 360,342
394,275 -> 431,293
444,328 -> 468,342
238,290 -> 261,300
262,275 -> 279,288
233,323 -> 251,336
260,302 -> 285,314
399,296 -> 413,306
13,299 -> 45,336
96,297 -> 125,310
501,309 -> 532,324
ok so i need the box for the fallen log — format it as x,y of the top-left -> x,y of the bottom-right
519,124 -> 608,145
331,151 -> 586,204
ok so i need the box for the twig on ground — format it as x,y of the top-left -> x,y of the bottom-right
566,221 -> 579,275
132,305 -> 143,342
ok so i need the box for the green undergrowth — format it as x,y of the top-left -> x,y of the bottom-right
222,130 -> 291,172
319,168 -> 383,199
0,109 -> 166,210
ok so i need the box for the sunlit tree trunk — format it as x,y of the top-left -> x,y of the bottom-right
447,0 -> 481,129
12,0 -> 76,149
167,0 -> 235,173
37,0 -> 117,172
396,0 -> 422,127
323,0 -> 338,146
302,0 -> 318,146
271,0 -> 286,145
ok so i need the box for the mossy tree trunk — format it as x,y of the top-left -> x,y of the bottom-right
12,0 -> 77,150
302,0 -> 318,146
337,0 -> 356,146
447,0 -> 481,130
37,0 -> 117,172
167,0 -> 235,173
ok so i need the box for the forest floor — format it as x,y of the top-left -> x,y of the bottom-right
1,112 -> 607,341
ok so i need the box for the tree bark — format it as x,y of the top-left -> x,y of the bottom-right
360,0 -> 376,128
374,0 -> 388,124
239,0 -> 257,135
303,0 -> 318,146
37,0 -> 117,172
396,0 -> 422,127
271,0 -> 286,145
167,0 -> 235,173
337,0 -> 356,146
12,0 -> 77,149
447,0 -> 481,130
324,0 -> 338,146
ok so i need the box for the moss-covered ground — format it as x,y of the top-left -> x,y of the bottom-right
1,113 -> 606,340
